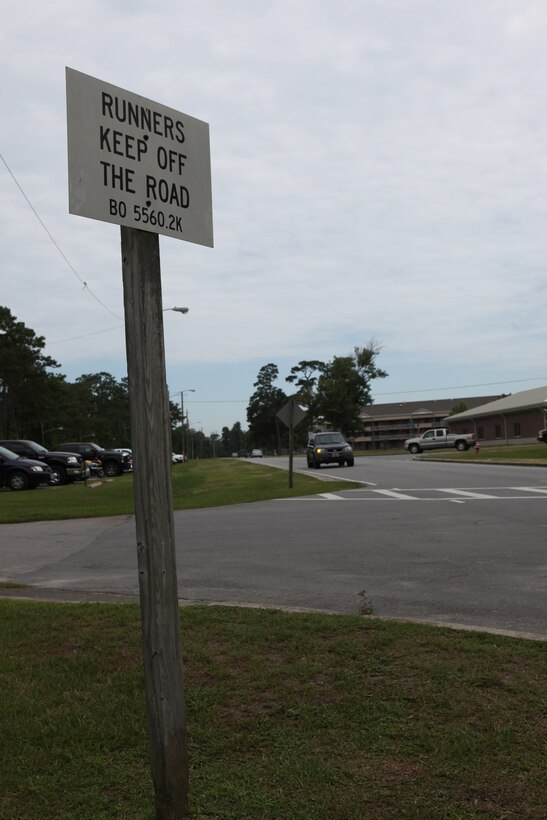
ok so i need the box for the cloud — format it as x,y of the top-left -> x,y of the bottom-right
2,1 -> 547,432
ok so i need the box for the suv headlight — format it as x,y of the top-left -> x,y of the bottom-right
66,456 -> 78,464
30,465 -> 44,472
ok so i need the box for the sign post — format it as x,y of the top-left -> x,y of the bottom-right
276,398 -> 307,488
67,67 -> 213,818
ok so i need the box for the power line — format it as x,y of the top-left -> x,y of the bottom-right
47,325 -> 124,345
374,377 -> 547,396
1,151 -> 122,321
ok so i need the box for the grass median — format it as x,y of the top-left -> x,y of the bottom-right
0,458 -> 361,524
1,600 -> 545,819
414,443 -> 547,463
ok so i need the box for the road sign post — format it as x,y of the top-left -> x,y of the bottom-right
276,398 -> 307,488
67,67 -> 213,818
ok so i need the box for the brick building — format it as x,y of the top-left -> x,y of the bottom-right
356,395 -> 501,450
444,386 -> 547,445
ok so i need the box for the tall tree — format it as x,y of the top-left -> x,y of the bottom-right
285,360 -> 325,427
246,363 -> 287,451
0,306 -> 61,438
70,372 -> 130,445
315,342 -> 387,436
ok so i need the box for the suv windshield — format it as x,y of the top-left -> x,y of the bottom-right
314,433 -> 345,445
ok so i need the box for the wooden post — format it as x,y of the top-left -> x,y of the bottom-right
121,226 -> 188,819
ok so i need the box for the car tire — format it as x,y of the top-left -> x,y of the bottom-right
409,444 -> 421,454
313,460 -> 321,469
346,458 -> 354,467
50,466 -> 67,486
103,460 -> 121,477
455,441 -> 468,451
9,471 -> 29,491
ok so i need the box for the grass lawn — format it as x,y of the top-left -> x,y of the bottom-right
416,443 -> 547,463
1,600 -> 545,819
0,458 -> 361,525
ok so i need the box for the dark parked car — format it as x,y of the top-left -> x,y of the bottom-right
238,449 -> 249,458
0,444 -> 52,490
538,429 -> 547,443
306,432 -> 354,468
58,442 -> 132,477
0,440 -> 85,486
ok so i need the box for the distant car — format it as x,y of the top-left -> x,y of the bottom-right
238,449 -> 249,458
306,432 -> 354,468
231,452 -> 239,458
250,449 -> 263,458
172,452 -> 185,463
0,444 -> 52,490
537,429 -> 547,443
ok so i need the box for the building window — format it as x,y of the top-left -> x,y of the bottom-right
495,424 -> 502,439
477,426 -> 484,440
513,422 -> 521,437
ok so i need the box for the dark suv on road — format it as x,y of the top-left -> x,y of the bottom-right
58,442 -> 132,477
0,440 -> 85,486
307,432 -> 354,469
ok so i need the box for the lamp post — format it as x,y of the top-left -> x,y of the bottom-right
179,389 -> 195,457
190,422 -> 202,460
41,425 -> 63,445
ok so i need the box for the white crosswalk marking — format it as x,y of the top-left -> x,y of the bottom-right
437,489 -> 498,499
373,489 -> 418,500
511,487 -> 547,495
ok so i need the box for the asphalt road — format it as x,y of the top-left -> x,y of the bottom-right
1,454 -> 546,639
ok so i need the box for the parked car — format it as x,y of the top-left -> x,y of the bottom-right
307,432 -> 354,468
0,439 -> 85,486
58,442 -> 132,477
250,449 -> 263,458
538,429 -> 547,443
172,452 -> 185,464
238,449 -> 249,458
0,444 -> 52,490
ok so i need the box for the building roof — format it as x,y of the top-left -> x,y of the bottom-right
360,396 -> 501,420
444,386 -> 547,421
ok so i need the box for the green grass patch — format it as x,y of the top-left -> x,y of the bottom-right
0,459 -> 360,524
1,600 -> 545,819
417,443 -> 547,463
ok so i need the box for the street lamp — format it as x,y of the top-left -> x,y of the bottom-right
165,306 -> 189,314
190,422 -> 202,460
41,425 -> 63,445
179,389 -> 195,455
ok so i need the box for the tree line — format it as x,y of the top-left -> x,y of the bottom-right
1,307 -> 387,456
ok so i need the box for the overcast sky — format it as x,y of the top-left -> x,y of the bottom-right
2,1 -> 546,435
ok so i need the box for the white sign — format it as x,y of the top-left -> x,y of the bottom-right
66,67 -> 213,247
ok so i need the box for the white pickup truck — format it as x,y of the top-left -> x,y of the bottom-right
404,428 -> 475,454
